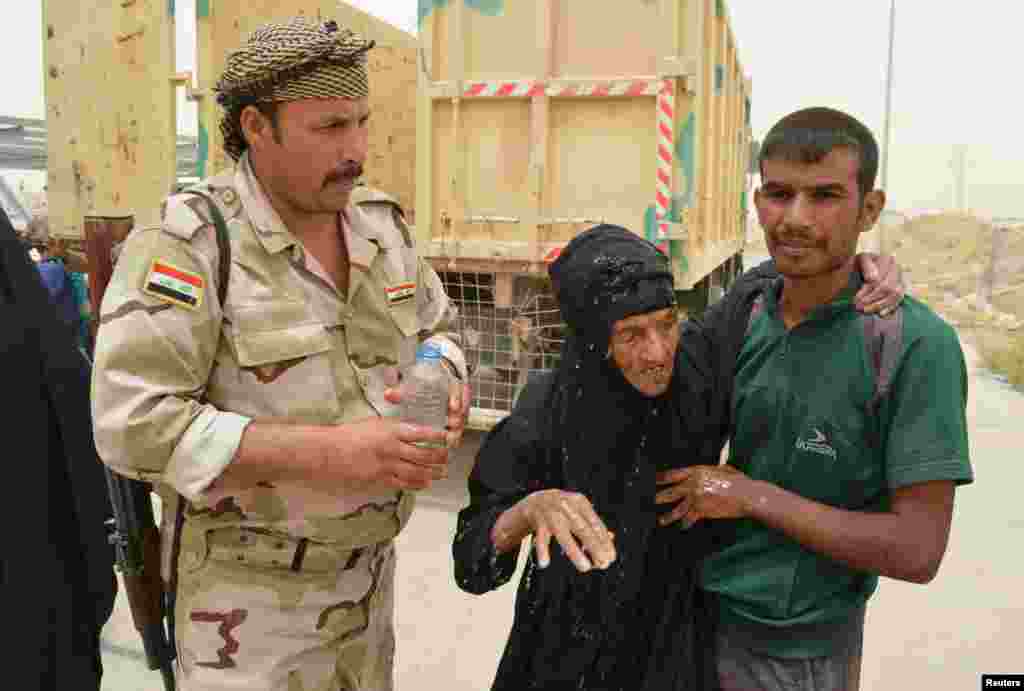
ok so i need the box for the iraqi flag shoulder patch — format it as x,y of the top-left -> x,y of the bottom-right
386,282 -> 416,305
143,259 -> 205,310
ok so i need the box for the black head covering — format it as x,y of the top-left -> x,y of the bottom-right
549,224 -> 675,351
490,225 -> 717,689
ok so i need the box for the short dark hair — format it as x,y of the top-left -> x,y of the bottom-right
759,107 -> 879,199
220,100 -> 282,162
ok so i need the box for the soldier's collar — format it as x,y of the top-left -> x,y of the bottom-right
342,205 -> 382,270
234,153 -> 300,255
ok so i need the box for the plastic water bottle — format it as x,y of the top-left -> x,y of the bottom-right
398,343 -> 449,448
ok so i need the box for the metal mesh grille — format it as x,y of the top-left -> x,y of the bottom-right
439,271 -> 565,424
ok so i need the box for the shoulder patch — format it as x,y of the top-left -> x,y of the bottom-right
142,259 -> 205,310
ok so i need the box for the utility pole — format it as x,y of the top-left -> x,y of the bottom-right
879,0 -> 896,253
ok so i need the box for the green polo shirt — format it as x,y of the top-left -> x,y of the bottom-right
700,270 -> 973,658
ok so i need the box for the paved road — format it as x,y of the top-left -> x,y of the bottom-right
860,339 -> 1024,689
101,335 -> 1023,691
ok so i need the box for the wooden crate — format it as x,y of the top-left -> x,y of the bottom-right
416,0 -> 753,288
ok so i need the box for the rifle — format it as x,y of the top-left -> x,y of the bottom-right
102,471 -> 178,691
85,215 -> 176,691
86,193 -> 231,691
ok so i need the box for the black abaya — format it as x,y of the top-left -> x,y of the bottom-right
453,226 -> 738,690
0,209 -> 117,689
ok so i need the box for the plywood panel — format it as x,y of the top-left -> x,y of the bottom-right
547,98 -> 655,242
463,2 -> 544,80
430,100 -> 455,243
43,0 -> 176,239
430,100 -> 532,244
198,1 -> 417,214
720,35 -> 736,244
553,0 -> 660,78
462,102 -> 532,233
697,0 -> 715,251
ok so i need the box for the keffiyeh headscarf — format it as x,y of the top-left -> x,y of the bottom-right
214,18 -> 375,161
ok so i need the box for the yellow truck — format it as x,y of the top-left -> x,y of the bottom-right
418,0 -> 752,428
42,0 -> 751,431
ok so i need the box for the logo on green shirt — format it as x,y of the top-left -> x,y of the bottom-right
795,428 -> 836,459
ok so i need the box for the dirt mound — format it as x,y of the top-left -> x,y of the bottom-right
890,213 -> 1024,324
890,213 -> 1024,385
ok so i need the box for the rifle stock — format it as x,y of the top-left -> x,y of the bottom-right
87,215 -> 176,691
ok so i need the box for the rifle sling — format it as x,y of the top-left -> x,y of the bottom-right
166,190 -> 232,663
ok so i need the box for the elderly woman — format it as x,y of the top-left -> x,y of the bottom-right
452,225 -> 901,690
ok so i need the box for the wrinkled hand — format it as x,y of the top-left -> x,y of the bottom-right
655,464 -> 752,528
515,490 -> 616,573
324,416 -> 449,491
854,252 -> 906,317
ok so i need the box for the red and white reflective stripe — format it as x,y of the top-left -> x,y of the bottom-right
547,79 -> 661,98
460,79 -> 662,98
462,81 -> 546,97
654,79 -> 675,252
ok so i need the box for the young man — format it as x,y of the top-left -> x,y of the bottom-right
453,225 -> 904,690
656,107 -> 973,690
91,18 -> 470,691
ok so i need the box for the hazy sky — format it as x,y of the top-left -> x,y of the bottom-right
3,1 -> 1022,218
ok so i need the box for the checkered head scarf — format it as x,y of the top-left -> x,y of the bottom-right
215,18 -> 375,161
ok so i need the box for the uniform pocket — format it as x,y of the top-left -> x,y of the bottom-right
215,301 -> 341,421
232,322 -> 332,367
231,300 -> 331,366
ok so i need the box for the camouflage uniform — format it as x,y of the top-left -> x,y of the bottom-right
91,152 -> 466,690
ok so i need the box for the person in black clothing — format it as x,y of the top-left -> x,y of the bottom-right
0,206 -> 117,689
452,225 -> 903,690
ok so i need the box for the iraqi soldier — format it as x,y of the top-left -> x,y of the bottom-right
91,18 -> 470,691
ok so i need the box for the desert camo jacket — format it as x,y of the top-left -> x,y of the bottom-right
91,153 -> 466,566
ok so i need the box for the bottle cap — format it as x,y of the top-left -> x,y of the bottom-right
416,343 -> 442,360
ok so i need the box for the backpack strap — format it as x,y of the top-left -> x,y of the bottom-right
165,189 -> 231,659
745,293 -> 765,338
861,308 -> 904,410
180,190 -> 232,306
